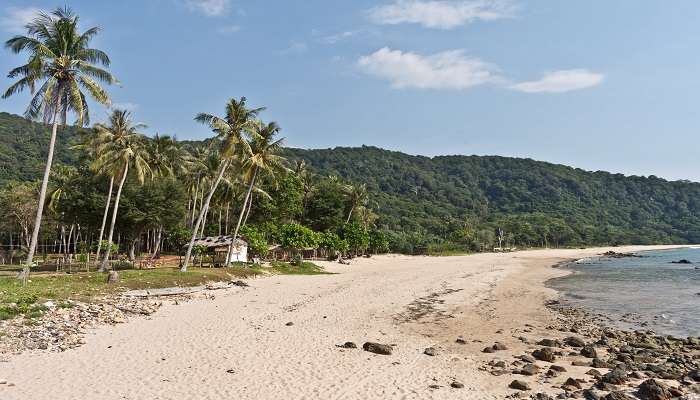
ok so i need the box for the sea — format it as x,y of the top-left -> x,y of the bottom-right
548,247 -> 700,337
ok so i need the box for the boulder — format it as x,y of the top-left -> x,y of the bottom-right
362,342 -> 392,355
564,377 -> 582,389
688,369 -> 700,382
520,364 -> 540,376
565,336 -> 586,347
581,345 -> 598,358
602,369 -> 628,385
533,347 -> 556,362
550,365 -> 567,372
636,379 -> 672,400
509,380 -> 531,391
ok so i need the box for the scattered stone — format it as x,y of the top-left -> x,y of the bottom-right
428,384 -> 441,390
538,339 -> 561,347
532,347 -> 556,362
225,369 -> 235,374
493,342 -> 508,351
483,346 -> 496,353
285,322 -> 294,326
231,280 -> 249,287
520,364 -> 540,376
564,336 -> 586,347
545,369 -> 559,378
591,358 -> 611,369
550,365 -> 567,372
362,342 -> 392,355
604,391 -> 635,400
602,369 -> 628,385
509,380 -> 531,391
581,345 -> 598,358
451,381 -> 464,389
424,347 -> 437,356
586,369 -> 602,377
519,354 -> 536,363
338,342 -> 357,349
637,379 -> 673,400
455,338 -> 467,345
564,377 -> 582,389
671,259 -> 692,264
688,369 -> 700,382
572,360 -> 592,367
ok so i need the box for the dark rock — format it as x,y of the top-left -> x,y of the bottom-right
428,384 -> 441,389
424,347 -> 437,356
483,346 -> 495,353
519,354 -> 536,363
285,322 -> 294,326
572,360 -> 592,367
531,393 -> 554,400
565,377 -> 582,389
629,371 -> 645,379
689,369 -> 700,382
509,380 -> 531,391
493,342 -> 508,351
565,336 -> 586,347
586,369 -> 602,377
338,341 -> 357,349
456,338 -> 467,344
450,381 -> 464,389
550,365 -> 567,372
591,358 -> 612,368
546,369 -> 560,378
362,342 -> 392,355
602,369 -> 628,385
520,364 -> 540,376
637,379 -> 672,400
603,392 -> 634,400
671,259 -> 692,264
533,347 -> 556,362
538,339 -> 562,347
581,345 -> 598,358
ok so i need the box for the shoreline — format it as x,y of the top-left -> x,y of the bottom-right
0,245 -> 698,399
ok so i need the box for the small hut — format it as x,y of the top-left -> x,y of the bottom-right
188,236 -> 248,266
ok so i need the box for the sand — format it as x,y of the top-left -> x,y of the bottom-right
0,245 -> 687,399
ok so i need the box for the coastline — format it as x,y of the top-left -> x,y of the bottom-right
0,245 -> 698,399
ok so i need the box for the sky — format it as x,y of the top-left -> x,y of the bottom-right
1,0 -> 700,181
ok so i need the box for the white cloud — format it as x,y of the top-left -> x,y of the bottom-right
368,0 -> 513,29
358,47 -> 501,90
217,25 -> 240,35
0,7 -> 46,34
322,31 -> 355,44
186,0 -> 231,17
111,102 -> 139,111
510,69 -> 604,93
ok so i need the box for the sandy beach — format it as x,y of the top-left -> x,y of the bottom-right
0,245 -> 689,400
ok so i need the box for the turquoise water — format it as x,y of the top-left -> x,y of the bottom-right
548,248 -> 700,337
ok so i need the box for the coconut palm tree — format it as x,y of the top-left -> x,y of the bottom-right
91,115 -> 151,272
182,97 -> 264,271
78,110 -> 145,264
344,183 -> 369,223
3,7 -> 116,268
226,121 -> 286,264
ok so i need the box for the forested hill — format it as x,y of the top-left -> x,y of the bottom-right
2,111 -> 700,249
282,146 -> 700,246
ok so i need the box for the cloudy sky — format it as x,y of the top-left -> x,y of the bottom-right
2,1 -> 700,181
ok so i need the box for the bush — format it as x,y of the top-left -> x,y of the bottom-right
240,225 -> 269,257
280,223 -> 318,250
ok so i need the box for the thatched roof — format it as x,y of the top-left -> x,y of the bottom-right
188,235 -> 247,248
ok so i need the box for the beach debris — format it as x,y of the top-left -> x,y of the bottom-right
337,342 -> 357,349
450,381 -> 464,389
671,259 -> 692,264
226,369 -> 235,374
508,380 -> 531,391
423,347 -> 437,356
231,280 -> 249,287
362,342 -> 392,355
285,322 -> 294,326
532,347 -> 555,362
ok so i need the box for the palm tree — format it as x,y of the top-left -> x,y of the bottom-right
226,121 -> 285,264
91,113 -> 151,272
345,183 -> 369,223
79,110 -> 145,264
3,7 -> 116,267
182,97 -> 264,271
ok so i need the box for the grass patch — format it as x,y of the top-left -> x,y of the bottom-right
0,262 -> 327,319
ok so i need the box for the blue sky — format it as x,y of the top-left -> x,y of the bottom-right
2,1 -> 700,181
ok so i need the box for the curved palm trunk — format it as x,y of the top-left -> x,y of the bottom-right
99,162 -> 129,272
95,176 -> 114,263
242,192 -> 253,226
227,169 -> 257,265
346,206 -> 355,224
25,110 -> 60,268
182,160 -> 230,271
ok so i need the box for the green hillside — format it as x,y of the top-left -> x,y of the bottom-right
2,112 -> 699,251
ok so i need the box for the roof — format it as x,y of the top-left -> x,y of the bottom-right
188,235 -> 248,248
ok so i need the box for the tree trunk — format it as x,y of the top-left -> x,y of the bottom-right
100,162 -> 129,272
151,225 -> 162,259
95,176 -> 114,264
225,202 -> 230,234
226,169 -> 257,265
182,159 -> 230,271
25,105 -> 61,267
128,239 -> 136,262
346,206 -> 355,224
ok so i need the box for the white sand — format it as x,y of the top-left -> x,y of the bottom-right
0,245 -> 687,399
